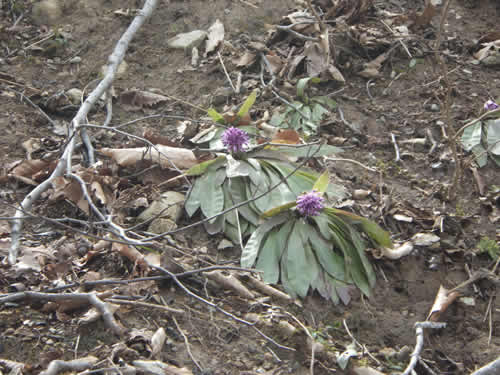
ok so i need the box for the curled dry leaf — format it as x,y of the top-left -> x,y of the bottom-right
112,242 -> 148,271
373,241 -> 414,260
10,159 -> 55,183
427,285 -> 460,321
100,145 -> 198,170
150,327 -> 167,358
205,19 -> 224,55
119,89 -> 169,111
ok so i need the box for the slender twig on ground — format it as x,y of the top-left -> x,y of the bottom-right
0,291 -> 125,335
470,356 -> 500,375
8,0 -> 159,265
173,316 -> 204,372
402,321 -> 446,375
40,356 -> 98,375
433,0 -> 459,200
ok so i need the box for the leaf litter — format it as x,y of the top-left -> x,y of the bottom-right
0,0 -> 499,374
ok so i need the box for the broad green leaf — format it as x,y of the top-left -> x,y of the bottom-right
228,178 -> 259,226
237,89 -> 257,120
461,121 -> 482,152
296,77 -> 321,100
226,155 -> 252,178
209,128 -> 225,149
472,144 -> 488,167
311,96 -> 336,109
260,201 -> 296,218
241,213 -> 289,268
286,220 -> 314,298
310,235 -> 345,281
200,170 -> 224,223
185,179 -> 201,217
185,155 -> 226,176
262,166 -> 296,205
312,214 -> 331,240
207,108 -> 226,124
191,126 -> 218,144
359,218 -> 392,248
204,213 -> 224,235
269,112 -> 287,127
256,221 -> 294,284
312,170 -> 329,193
224,222 -> 240,244
311,103 -> 329,123
486,119 -> 500,155
278,144 -> 344,158
491,154 -> 500,167
324,273 -> 341,305
349,227 -> 376,288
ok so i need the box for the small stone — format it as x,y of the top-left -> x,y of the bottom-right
167,30 -> 207,50
430,103 -> 440,112
66,88 -> 84,104
69,56 -> 82,64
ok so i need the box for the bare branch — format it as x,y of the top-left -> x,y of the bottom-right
8,0 -> 159,264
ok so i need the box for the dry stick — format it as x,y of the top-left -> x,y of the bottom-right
40,356 -> 99,375
172,316 -> 204,372
470,356 -> 500,375
434,0 -> 459,200
106,298 -> 184,314
8,0 -> 159,265
217,51 -> 236,93
150,263 -> 295,352
0,291 -> 125,335
402,321 -> 447,375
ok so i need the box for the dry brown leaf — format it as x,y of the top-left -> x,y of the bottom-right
205,19 -> 224,55
150,327 -> 167,358
100,145 -> 198,170
112,242 -> 148,270
409,0 -> 436,28
10,159 -> 53,181
143,128 -> 179,148
119,89 -> 169,111
358,51 -> 389,78
265,53 -> 283,74
50,176 -> 89,215
427,285 -> 460,321
234,51 -> 257,67
272,129 -> 301,144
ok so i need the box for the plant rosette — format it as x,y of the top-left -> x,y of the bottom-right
240,172 -> 392,304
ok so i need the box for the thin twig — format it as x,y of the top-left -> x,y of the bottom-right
8,0 -> 159,265
391,133 -> 401,162
402,321 -> 447,375
172,316 -> 204,372
218,51 -> 236,93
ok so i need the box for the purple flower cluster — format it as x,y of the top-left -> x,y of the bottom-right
484,100 -> 499,111
222,127 -> 250,153
296,190 -> 324,217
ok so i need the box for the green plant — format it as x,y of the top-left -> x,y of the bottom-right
241,172 -> 391,303
477,236 -> 499,260
460,101 -> 500,167
269,77 -> 337,135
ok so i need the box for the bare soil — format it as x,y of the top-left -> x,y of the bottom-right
0,0 -> 499,374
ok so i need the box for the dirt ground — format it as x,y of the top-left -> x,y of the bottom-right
0,0 -> 499,374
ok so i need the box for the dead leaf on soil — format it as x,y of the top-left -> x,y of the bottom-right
205,19 -> 225,56
112,242 -> 148,271
100,145 -> 198,170
409,0 -> 436,29
427,285 -> 461,321
119,89 -> 169,111
234,51 -> 257,68
358,51 -> 389,78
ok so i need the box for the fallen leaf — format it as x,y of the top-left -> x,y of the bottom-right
100,145 -> 198,170
205,19 -> 224,55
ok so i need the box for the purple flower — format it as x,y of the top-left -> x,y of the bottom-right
222,127 -> 250,153
484,100 -> 499,111
296,190 -> 324,217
